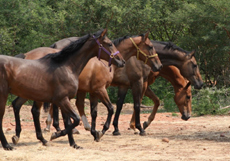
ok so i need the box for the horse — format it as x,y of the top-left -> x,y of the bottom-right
46,40 -> 202,136
111,40 -> 203,135
0,29 -> 126,150
129,65 -> 192,132
11,32 -> 163,143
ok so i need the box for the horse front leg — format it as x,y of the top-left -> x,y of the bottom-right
96,88 -> 114,139
11,96 -> 28,145
130,81 -> 148,132
50,97 -> 81,149
89,94 -> 100,141
31,101 -> 48,146
143,86 -> 160,129
112,87 -> 128,135
131,81 -> 146,136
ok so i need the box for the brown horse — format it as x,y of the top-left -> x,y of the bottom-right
129,65 -> 192,131
11,32 -> 162,143
0,29 -> 126,150
46,40 -> 202,136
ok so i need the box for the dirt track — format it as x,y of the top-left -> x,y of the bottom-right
1,100 -> 230,161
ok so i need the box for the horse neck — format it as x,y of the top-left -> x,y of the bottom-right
157,66 -> 185,93
153,42 -> 186,68
66,44 -> 97,77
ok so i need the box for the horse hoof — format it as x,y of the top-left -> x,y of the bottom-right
72,128 -> 80,134
139,131 -> 146,136
50,132 -> 56,141
134,131 -> 139,135
72,144 -> 83,149
112,131 -> 121,136
44,128 -> 50,132
95,131 -> 103,142
84,126 -> 91,131
143,122 -> 149,130
4,144 -> 14,151
12,136 -> 19,145
42,140 -> 50,146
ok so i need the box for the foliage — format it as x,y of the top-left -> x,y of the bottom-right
1,0 -> 230,115
192,87 -> 230,116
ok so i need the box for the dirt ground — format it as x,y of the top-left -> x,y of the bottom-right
1,99 -> 230,161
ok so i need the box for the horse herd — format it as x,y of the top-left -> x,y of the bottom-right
0,29 -> 203,150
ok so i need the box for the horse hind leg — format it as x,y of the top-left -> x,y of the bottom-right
0,93 -> 13,150
31,101 -> 49,146
50,97 -> 81,149
11,96 -> 28,145
76,91 -> 91,131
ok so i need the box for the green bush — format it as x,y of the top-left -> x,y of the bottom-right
192,87 -> 230,116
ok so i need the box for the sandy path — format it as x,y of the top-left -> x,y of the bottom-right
1,100 -> 230,161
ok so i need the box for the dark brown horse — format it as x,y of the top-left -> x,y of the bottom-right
46,40 -> 202,136
0,29 -> 126,150
11,32 -> 162,143
111,41 -> 203,135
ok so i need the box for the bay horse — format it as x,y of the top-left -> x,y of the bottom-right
129,66 -> 192,131
111,41 -> 202,135
0,29 -> 126,150
46,40 -> 202,136
11,32 -> 162,143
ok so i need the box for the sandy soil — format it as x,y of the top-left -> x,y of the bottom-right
1,99 -> 230,161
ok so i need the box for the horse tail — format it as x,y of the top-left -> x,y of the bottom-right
14,53 -> 25,59
43,102 -> 51,113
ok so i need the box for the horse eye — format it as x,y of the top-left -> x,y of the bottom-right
108,43 -> 113,47
193,64 -> 197,68
186,96 -> 191,99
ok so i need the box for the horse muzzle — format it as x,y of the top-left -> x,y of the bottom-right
181,114 -> 190,121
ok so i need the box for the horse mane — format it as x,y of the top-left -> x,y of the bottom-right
152,40 -> 189,54
14,53 -> 25,59
112,34 -> 145,46
40,29 -> 106,63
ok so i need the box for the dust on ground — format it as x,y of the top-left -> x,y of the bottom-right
1,99 -> 230,161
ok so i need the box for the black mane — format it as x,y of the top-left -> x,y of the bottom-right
152,40 -> 189,54
112,34 -> 145,46
40,29 -> 106,63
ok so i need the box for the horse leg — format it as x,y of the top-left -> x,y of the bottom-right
52,104 -> 61,132
112,87 -> 128,135
143,86 -> 160,129
130,81 -> 148,132
60,109 -> 82,149
44,104 -> 53,132
89,94 -> 101,141
76,91 -> 90,131
96,88 -> 114,139
130,81 -> 146,136
50,97 -> 81,149
11,97 -> 28,145
0,94 -> 13,150
44,104 -> 61,132
31,101 -> 48,146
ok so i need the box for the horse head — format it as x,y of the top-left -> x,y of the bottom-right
131,32 -> 162,72
92,29 -> 125,68
180,51 -> 203,89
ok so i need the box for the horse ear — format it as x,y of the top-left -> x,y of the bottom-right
143,31 -> 150,41
100,29 -> 107,38
185,81 -> 191,89
188,50 -> 195,59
